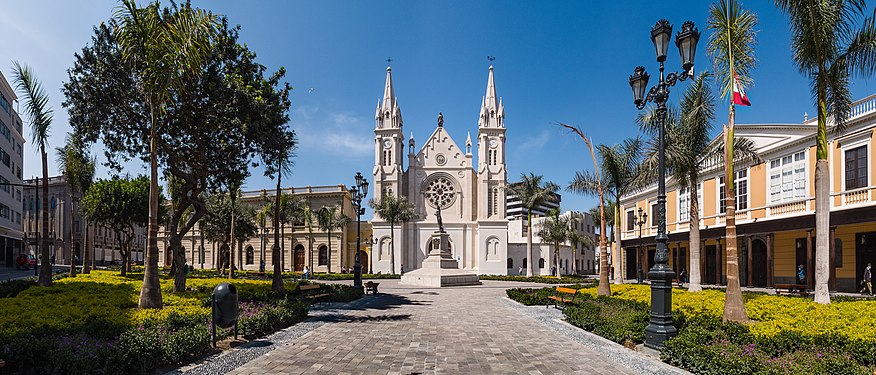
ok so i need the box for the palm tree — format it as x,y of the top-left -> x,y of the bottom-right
302,207 -> 317,270
567,138 -> 644,285
709,0 -> 758,322
55,133 -> 96,277
317,205 -> 348,273
775,0 -> 876,305
508,173 -> 560,277
637,72 -> 760,296
113,0 -> 219,308
536,209 -> 573,279
255,192 -> 270,271
12,61 -> 53,287
370,193 -> 415,274
266,192 -> 299,271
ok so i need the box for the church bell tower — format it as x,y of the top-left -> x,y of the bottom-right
374,66 -> 404,200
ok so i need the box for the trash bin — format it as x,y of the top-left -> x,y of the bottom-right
211,283 -> 239,346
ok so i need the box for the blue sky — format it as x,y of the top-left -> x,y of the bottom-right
3,1 -> 876,214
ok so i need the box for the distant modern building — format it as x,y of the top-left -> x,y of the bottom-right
23,175 -> 146,266
0,71 -> 25,268
506,187 -> 561,220
507,210 -> 596,276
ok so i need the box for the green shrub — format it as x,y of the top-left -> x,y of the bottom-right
506,285 -> 596,306
239,299 -> 308,339
0,278 -> 36,298
564,296 -> 649,346
481,275 -> 596,284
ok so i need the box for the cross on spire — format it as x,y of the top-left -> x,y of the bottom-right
386,57 -> 393,67
487,55 -> 495,63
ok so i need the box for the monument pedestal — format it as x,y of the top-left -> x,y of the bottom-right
400,231 -> 480,287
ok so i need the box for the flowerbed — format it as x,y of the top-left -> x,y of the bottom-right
508,284 -> 876,374
0,270 -> 356,374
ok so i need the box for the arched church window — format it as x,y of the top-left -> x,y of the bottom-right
507,258 -> 513,269
424,175 -> 457,209
245,246 -> 254,265
318,245 -> 328,266
539,258 -> 545,268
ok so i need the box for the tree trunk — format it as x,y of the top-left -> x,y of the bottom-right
280,223 -> 285,272
688,173 -> 703,292
171,231 -> 186,292
327,228 -> 333,274
83,223 -> 91,274
139,108 -> 162,309
119,234 -> 128,277
555,244 -> 561,279
723,115 -> 748,323
613,204 -> 622,284
271,171 -> 284,294
38,150 -> 51,286
69,198 -> 77,278
229,195 -> 235,280
390,222 -> 395,275
814,93 -> 831,304
571,241 -> 577,275
526,211 -> 534,277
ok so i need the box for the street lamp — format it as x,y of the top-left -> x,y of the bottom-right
351,172 -> 369,288
635,207 -> 648,284
629,19 -> 699,349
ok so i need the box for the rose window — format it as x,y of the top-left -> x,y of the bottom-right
424,175 -> 456,209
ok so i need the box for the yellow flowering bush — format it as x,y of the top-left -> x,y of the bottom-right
579,284 -> 876,344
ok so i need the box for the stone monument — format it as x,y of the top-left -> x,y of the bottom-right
399,205 -> 481,287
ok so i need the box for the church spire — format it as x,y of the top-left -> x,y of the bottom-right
376,65 -> 402,129
478,64 -> 504,129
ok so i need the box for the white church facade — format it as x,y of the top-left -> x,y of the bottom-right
370,64 -> 516,275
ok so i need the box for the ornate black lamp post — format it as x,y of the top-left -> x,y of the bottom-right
635,207 -> 648,284
629,19 -> 699,349
351,172 -> 369,288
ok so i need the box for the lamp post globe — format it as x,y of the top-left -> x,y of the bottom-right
629,19 -> 699,349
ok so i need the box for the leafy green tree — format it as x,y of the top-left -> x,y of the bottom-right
369,193 -> 415,274
316,205 -> 349,274
509,173 -> 560,277
302,208 -> 317,271
200,191 -> 257,275
708,0 -> 758,322
775,0 -> 876,304
55,133 -> 96,277
537,210 -> 574,279
12,61 -> 54,287
81,176 -> 159,276
567,138 -> 644,285
108,0 -> 218,307
65,9 -> 295,297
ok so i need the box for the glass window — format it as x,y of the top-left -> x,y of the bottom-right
0,95 -> 8,113
651,204 -> 658,227
318,245 -> 328,266
719,169 -> 748,213
678,184 -> 703,222
626,210 -> 635,231
770,151 -> 807,204
845,145 -> 868,190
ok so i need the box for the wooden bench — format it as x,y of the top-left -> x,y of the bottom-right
774,283 -> 809,297
547,286 -> 581,310
299,284 -> 331,305
364,281 -> 380,295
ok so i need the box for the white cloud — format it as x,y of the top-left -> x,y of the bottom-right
294,109 -> 372,157
516,130 -> 551,151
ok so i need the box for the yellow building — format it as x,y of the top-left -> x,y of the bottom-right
620,94 -> 876,292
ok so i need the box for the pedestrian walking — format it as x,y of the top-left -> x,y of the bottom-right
303,265 -> 310,280
677,268 -> 686,287
861,263 -> 872,296
400,264 -> 404,275
518,265 -> 524,276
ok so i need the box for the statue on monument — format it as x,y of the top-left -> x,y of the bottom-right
437,112 -> 444,128
436,205 -> 445,233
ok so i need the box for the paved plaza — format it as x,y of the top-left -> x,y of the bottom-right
205,280 -> 685,375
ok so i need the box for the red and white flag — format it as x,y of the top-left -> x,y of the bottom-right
733,73 -> 751,106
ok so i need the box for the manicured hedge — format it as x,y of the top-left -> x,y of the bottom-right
505,284 -> 595,306
481,275 -> 596,284
0,271 -> 359,374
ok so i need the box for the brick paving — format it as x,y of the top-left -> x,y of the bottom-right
229,280 -> 636,375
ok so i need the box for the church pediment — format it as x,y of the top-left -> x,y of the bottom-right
417,126 -> 467,168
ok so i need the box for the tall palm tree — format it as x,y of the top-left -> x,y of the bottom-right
302,207 -> 317,270
775,0 -> 876,305
317,204 -> 348,273
567,138 -> 644,285
509,173 -> 560,277
370,193 -> 415,274
12,61 -> 53,287
113,0 -> 219,308
637,72 -> 760,295
255,192 -> 270,271
536,209 -> 573,279
709,0 -> 758,322
55,133 -> 96,277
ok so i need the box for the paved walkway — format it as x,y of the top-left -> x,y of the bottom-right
228,280 -> 640,375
